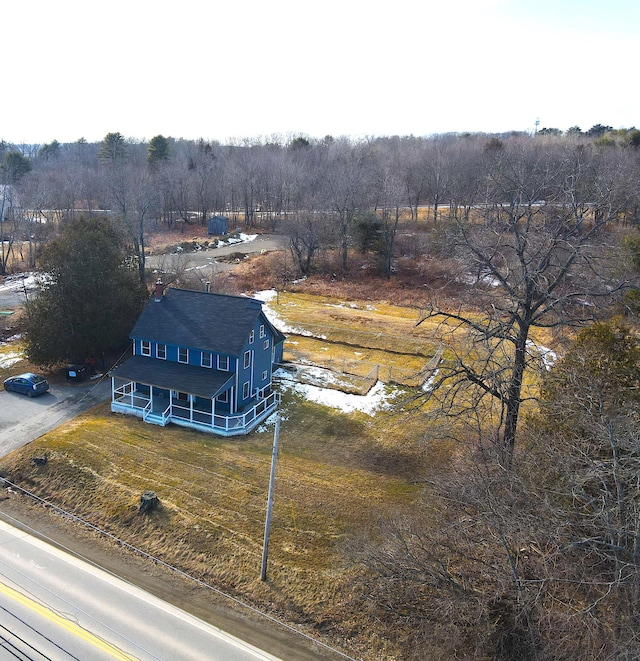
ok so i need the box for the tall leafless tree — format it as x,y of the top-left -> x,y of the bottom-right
416,141 -> 640,464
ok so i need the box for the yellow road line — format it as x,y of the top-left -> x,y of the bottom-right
0,580 -> 138,660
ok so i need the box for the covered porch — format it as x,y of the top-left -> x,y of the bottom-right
110,356 -> 280,436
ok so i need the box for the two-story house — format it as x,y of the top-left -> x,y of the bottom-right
110,281 -> 285,436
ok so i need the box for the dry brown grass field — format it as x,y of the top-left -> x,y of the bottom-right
0,234 -> 555,660
0,280 -> 456,660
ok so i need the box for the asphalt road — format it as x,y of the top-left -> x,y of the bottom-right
0,518 -> 280,660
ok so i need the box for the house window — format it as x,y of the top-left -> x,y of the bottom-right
201,351 -> 212,368
217,391 -> 228,403
263,339 -> 269,350
178,347 -> 188,363
262,370 -> 267,381
243,351 -> 251,369
249,330 -> 255,344
217,355 -> 229,371
242,381 -> 250,399
156,344 -> 166,360
141,340 -> 151,356
176,391 -> 189,402
259,324 -> 265,338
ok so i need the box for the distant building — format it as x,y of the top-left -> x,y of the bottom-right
207,215 -> 230,236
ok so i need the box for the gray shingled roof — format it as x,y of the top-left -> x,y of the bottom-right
130,287 -> 276,357
110,355 -> 235,398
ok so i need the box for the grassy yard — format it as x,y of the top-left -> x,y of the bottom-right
0,394 -> 432,660
0,291 -> 452,660
0,286 -> 556,658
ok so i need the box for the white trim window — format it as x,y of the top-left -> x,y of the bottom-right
259,324 -> 265,338
242,381 -> 250,399
217,391 -> 228,403
262,370 -> 267,381
249,330 -> 255,344
217,355 -> 229,371
201,351 -> 212,368
141,340 -> 151,356
243,350 -> 251,369
178,347 -> 188,364
263,339 -> 269,350
156,344 -> 166,360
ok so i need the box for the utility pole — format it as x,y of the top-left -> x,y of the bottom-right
261,414 -> 280,582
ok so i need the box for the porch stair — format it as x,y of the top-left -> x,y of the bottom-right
144,413 -> 168,426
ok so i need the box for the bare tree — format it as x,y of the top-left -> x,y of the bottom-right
322,140 -> 373,271
416,141 -> 640,464
283,212 -> 332,276
103,158 -> 158,285
0,184 -> 22,274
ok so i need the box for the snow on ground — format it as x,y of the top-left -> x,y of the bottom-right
422,368 -> 440,392
0,273 -> 39,294
275,367 -> 399,415
0,334 -> 23,369
254,290 -> 401,419
0,350 -> 22,369
217,233 -> 257,247
254,289 -> 327,339
527,340 -> 557,369
172,233 -> 258,254
324,301 -> 377,311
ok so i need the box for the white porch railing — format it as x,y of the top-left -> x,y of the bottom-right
112,382 -> 280,435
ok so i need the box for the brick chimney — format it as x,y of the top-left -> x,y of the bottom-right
153,279 -> 165,302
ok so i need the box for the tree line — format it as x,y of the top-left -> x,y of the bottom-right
1,126 -> 640,279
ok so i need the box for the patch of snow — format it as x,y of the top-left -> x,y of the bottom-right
422,368 -> 440,392
527,340 -> 557,370
254,289 -> 327,339
457,272 -> 501,287
276,368 -> 399,415
256,410 -> 289,433
0,273 -> 39,293
0,350 -> 23,369
216,233 -> 258,247
323,302 -> 377,312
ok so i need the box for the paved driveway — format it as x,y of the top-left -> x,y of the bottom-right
0,377 -> 111,457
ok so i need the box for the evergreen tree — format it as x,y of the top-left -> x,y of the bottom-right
147,134 -> 170,168
99,132 -> 127,163
23,217 -> 148,366
1,151 -> 32,184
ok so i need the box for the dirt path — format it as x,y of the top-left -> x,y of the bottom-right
145,234 -> 287,272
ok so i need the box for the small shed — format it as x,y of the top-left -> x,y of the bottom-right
207,215 -> 230,236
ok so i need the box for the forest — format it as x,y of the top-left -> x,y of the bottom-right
2,125 -> 640,659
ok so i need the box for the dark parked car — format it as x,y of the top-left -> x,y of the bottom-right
3,373 -> 50,397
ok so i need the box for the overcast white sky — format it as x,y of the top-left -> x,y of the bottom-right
2,0 -> 637,145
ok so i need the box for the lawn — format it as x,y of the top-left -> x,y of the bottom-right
0,290 -> 449,660
0,285 -> 556,658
